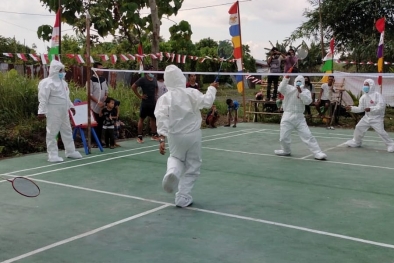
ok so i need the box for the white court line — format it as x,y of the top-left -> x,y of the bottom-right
255,130 -> 385,144
0,204 -> 170,263
5,128 -> 257,176
202,146 -> 394,170
15,178 -> 394,251
260,127 -> 384,140
0,129 -> 264,182
299,143 -> 347,160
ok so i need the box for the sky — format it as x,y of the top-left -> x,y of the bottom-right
0,0 -> 311,60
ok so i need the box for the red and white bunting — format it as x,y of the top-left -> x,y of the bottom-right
29,54 -> 40,61
120,54 -> 129,61
170,53 -> 175,62
110,55 -> 117,64
66,54 -> 75,59
40,54 -> 49,65
90,56 -> 94,63
75,54 -> 85,64
176,54 -> 181,63
3,53 -> 13,57
100,54 -> 109,62
16,53 -> 28,61
150,53 -> 158,60
127,54 -> 135,61
181,55 -> 187,64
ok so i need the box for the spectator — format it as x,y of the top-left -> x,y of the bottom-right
266,47 -> 285,101
100,97 -> 117,149
283,48 -> 298,85
206,105 -> 219,128
315,75 -> 335,118
224,98 -> 239,128
304,76 -> 315,116
186,74 -> 200,90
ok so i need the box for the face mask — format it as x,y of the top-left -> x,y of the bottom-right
296,81 -> 302,86
58,73 -> 65,79
148,73 -> 154,78
363,86 -> 370,93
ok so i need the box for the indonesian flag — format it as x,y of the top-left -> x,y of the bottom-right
3,53 -> 13,57
29,54 -> 40,61
16,53 -> 28,61
110,54 -> 117,64
48,9 -> 61,62
75,54 -> 85,64
41,54 -> 49,65
99,54 -> 109,61
120,54 -> 129,61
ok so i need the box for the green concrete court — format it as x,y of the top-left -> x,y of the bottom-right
1,123 -> 394,263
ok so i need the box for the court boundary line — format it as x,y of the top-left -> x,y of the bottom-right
0,129 -> 265,183
5,129 -> 258,175
202,147 -> 394,170
299,142 -> 347,159
13,178 -> 394,251
0,204 -> 170,263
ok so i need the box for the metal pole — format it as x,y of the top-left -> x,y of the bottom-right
318,0 -> 325,60
58,0 -> 62,56
86,11 -> 92,153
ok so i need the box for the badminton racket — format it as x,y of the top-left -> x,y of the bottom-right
288,47 -> 309,73
1,176 -> 40,197
215,40 -> 234,82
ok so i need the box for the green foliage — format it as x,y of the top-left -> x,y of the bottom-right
346,90 -> 362,106
0,36 -> 33,63
291,0 -> 394,72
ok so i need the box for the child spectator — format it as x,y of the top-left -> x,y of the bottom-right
206,105 -> 219,128
100,97 -> 117,149
114,99 -> 121,147
186,74 -> 200,90
276,92 -> 284,112
225,98 -> 239,128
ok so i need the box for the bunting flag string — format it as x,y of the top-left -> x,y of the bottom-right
1,51 -> 393,66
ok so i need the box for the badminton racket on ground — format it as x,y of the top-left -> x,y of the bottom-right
215,40 -> 234,82
1,176 -> 40,197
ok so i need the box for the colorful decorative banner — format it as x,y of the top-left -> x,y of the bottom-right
229,1 -> 244,93
48,9 -> 61,62
376,17 -> 385,86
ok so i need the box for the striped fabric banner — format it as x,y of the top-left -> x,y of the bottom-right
228,1 -> 244,93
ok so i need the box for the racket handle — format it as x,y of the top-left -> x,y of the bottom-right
215,76 -> 219,82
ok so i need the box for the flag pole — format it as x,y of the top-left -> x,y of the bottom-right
58,0 -> 62,58
236,1 -> 246,122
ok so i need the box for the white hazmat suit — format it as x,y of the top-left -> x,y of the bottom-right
154,65 -> 217,207
275,75 -> 327,160
345,79 -> 394,152
38,60 -> 82,162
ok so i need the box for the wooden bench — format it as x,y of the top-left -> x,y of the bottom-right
245,100 -> 282,122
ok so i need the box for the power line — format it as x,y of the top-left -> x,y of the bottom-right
0,10 -> 54,16
0,0 -> 252,18
0,18 -> 36,32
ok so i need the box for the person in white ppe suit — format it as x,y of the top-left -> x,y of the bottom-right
345,79 -> 394,152
154,65 -> 218,207
275,75 -> 327,160
37,60 -> 82,162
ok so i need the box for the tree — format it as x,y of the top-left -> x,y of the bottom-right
0,36 -> 32,63
291,0 -> 394,72
37,0 -> 184,69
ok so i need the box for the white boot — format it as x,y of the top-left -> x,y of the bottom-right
387,145 -> 394,153
314,152 -> 327,160
162,173 -> 179,193
175,193 -> 193,208
48,156 -> 64,162
345,139 -> 361,148
274,150 -> 291,156
66,151 -> 83,159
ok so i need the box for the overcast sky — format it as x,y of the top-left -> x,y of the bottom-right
0,0 -> 311,60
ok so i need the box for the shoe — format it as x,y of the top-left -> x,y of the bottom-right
387,145 -> 394,153
274,150 -> 291,156
232,125 -> 236,128
162,173 -> 179,194
345,139 -> 361,148
151,135 -> 160,141
326,126 -> 335,130
314,152 -> 327,160
137,137 -> 144,144
175,194 -> 193,208
66,151 -> 82,159
110,146 -> 114,149
224,124 -> 230,127
114,143 -> 121,147
48,156 -> 64,162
